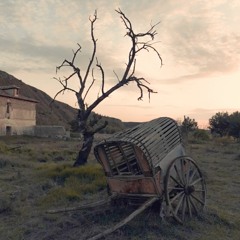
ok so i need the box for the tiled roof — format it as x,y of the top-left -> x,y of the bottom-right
0,85 -> 19,90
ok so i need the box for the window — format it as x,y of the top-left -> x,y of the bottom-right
7,102 -> 11,113
6,101 -> 11,119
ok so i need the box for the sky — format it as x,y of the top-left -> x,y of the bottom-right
1,0 -> 240,128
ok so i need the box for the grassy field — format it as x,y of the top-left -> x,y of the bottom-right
0,134 -> 239,240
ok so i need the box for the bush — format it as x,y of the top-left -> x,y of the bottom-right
181,116 -> 198,134
209,111 -> 240,140
193,129 -> 210,141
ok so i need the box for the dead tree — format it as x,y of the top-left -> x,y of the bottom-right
54,9 -> 162,166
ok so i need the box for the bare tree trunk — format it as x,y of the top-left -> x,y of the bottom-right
74,132 -> 94,166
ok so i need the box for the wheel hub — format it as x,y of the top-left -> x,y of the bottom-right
184,185 -> 195,195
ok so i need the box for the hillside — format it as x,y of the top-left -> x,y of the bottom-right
0,70 -> 130,132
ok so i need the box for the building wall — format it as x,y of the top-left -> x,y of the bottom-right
0,96 -> 36,136
34,125 -> 69,138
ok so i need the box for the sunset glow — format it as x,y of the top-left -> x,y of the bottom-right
1,0 -> 240,128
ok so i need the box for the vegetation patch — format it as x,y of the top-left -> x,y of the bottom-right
0,141 -> 8,153
234,153 -> 240,160
0,198 -> 12,214
39,164 -> 106,207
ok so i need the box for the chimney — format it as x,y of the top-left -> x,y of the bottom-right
0,85 -> 20,97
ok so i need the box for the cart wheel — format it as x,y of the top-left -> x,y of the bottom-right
164,156 -> 206,223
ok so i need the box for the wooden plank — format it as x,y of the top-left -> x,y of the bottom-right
96,147 -> 111,174
108,177 -> 157,195
46,196 -> 114,214
87,197 -> 159,240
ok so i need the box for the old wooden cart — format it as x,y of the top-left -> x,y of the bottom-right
94,117 -> 206,224
48,117 -> 206,239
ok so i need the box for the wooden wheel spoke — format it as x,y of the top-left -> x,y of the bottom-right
174,194 -> 184,215
169,191 -> 184,204
181,195 -> 187,221
190,193 -> 205,206
186,196 -> 192,218
170,175 -> 183,187
189,168 -> 198,183
168,187 -> 184,191
185,162 -> 192,185
189,195 -> 199,214
174,164 -> 184,186
190,177 -> 202,186
180,158 -> 188,185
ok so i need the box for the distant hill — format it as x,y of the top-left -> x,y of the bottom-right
124,122 -> 142,129
0,70 -> 132,132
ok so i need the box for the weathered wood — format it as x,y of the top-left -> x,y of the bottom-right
87,197 -> 158,240
46,197 -> 113,214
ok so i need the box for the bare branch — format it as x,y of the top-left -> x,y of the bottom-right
127,76 -> 157,101
82,10 -> 98,89
136,81 -> 157,101
56,45 -> 84,87
135,20 -> 160,40
72,44 -> 81,64
129,59 -> 136,78
96,58 -> 105,95
113,70 -> 120,82
84,68 -> 96,101
136,42 -> 163,66
115,9 -> 133,35
92,120 -> 108,134
147,45 -> 163,66
51,84 -> 78,106
86,9 -> 162,115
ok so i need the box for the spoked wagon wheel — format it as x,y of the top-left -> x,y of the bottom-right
164,156 -> 206,223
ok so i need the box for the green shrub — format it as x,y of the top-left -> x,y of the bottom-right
193,129 -> 210,141
45,164 -> 105,184
39,164 -> 107,206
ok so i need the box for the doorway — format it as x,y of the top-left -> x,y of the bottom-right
6,126 -> 12,136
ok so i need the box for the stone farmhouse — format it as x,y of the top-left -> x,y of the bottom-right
0,85 -> 38,136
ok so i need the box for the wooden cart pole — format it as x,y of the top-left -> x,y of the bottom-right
87,197 -> 159,240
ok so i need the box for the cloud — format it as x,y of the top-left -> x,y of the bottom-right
161,71 -> 211,84
158,0 -> 240,81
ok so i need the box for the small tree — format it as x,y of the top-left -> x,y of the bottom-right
228,111 -> 240,141
54,9 -> 162,166
209,112 -> 229,137
181,116 -> 198,134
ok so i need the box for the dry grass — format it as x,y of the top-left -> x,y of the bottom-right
0,135 -> 239,240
